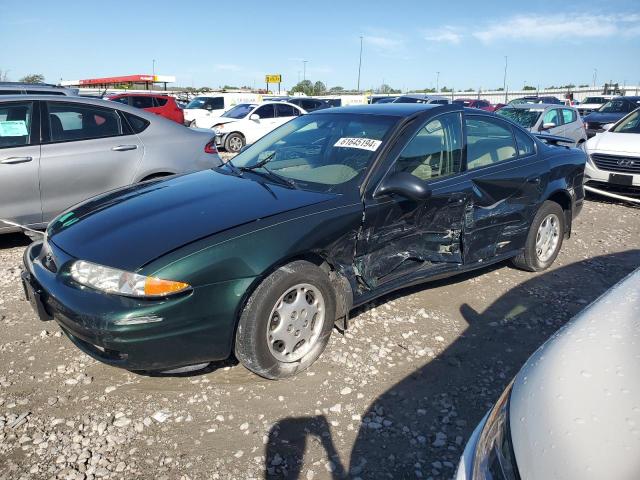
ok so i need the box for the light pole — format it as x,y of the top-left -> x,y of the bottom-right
303,60 -> 308,82
592,68 -> 597,89
152,59 -> 155,77
436,71 -> 440,92
503,56 -> 508,103
357,35 -> 363,92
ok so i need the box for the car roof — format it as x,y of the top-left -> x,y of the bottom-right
505,103 -> 570,110
108,92 -> 168,97
312,103 -> 441,116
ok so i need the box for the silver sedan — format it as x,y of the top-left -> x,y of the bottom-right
0,95 -> 221,233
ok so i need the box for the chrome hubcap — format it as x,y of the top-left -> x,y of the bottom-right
536,214 -> 560,262
266,283 -> 325,363
229,136 -> 243,152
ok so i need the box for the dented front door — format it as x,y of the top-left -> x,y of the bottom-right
355,111 -> 466,289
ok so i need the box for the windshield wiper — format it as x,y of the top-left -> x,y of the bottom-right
238,152 -> 297,188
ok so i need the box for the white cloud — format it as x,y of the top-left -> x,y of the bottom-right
363,34 -> 405,51
214,64 -> 241,71
473,13 -> 640,43
424,26 -> 462,45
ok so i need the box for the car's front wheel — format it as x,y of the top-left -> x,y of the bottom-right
225,133 -> 245,153
235,261 -> 336,379
512,200 -> 565,271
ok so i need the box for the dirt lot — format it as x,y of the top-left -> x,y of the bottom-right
1,196 -> 639,480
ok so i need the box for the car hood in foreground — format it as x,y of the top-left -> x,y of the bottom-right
509,268 -> 640,479
583,112 -> 626,124
586,131 -> 640,155
48,170 -> 337,271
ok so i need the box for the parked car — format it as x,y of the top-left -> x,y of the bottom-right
183,93 -> 262,128
508,95 -> 564,105
0,95 -> 221,234
375,96 -> 398,104
456,267 -> 640,480
0,81 -> 77,96
368,95 -> 398,104
393,94 -> 451,104
497,104 -> 587,146
577,95 -> 616,117
453,98 -> 493,111
583,108 -> 640,196
272,97 -> 331,112
583,96 -> 640,137
208,101 -> 306,152
22,103 -> 586,379
107,93 -> 184,124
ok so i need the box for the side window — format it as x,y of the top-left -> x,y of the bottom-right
154,97 -> 168,107
26,90 -> 65,96
47,102 -> 122,142
0,102 -> 33,148
207,97 -> 225,110
466,117 -> 517,170
254,104 -> 275,119
514,128 -> 535,157
392,112 -> 462,181
301,100 -> 318,110
543,109 -> 560,126
561,108 -> 576,124
275,103 -> 296,117
111,97 -> 130,105
131,96 -> 154,109
0,90 -> 23,95
121,111 -> 150,134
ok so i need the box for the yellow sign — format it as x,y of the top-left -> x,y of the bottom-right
265,74 -> 282,84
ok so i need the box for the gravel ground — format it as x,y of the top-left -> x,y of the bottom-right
1,196 -> 639,480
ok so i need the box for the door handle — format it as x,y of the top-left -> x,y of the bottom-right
527,176 -> 541,184
112,145 -> 138,152
1,156 -> 33,164
447,193 -> 466,204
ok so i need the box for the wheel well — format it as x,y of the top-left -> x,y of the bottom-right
546,190 -> 572,236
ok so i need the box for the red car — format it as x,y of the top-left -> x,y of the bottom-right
452,98 -> 494,111
107,93 -> 184,124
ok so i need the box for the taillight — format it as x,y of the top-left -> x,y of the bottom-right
204,140 -> 218,154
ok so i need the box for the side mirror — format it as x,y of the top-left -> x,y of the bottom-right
540,122 -> 556,130
375,172 -> 431,201
205,105 -> 213,111
602,123 -> 615,131
249,114 -> 260,121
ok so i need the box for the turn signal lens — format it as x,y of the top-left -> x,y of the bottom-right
144,277 -> 190,296
205,139 -> 218,154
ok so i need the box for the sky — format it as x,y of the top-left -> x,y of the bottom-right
1,0 -> 639,92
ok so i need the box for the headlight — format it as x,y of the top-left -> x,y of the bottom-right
70,260 -> 190,298
213,124 -> 225,135
471,380 -> 520,480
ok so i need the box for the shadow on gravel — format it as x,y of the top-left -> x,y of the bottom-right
263,250 -> 640,479
0,232 -> 31,250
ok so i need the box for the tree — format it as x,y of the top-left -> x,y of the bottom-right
578,84 -> 589,88
313,81 -> 326,95
523,85 -> 536,91
464,88 -> 475,92
441,86 -> 452,93
329,86 -> 344,93
290,80 -> 326,96
19,73 -> 45,84
496,87 -> 505,91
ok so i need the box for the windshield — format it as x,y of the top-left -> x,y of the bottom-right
185,97 -> 207,109
599,100 -> 630,113
228,113 -> 397,193
497,108 -> 543,128
612,110 -> 640,134
583,97 -> 606,104
222,104 -> 256,119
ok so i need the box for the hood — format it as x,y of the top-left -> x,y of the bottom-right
48,170 -> 336,271
583,111 -> 626,124
509,268 -> 640,480
586,131 -> 640,155
209,117 -> 238,127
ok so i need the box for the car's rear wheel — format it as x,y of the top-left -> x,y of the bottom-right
235,261 -> 336,379
225,133 -> 245,153
512,201 -> 565,272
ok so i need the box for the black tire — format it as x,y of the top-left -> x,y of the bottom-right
224,132 -> 245,153
512,201 -> 565,272
235,260 -> 336,380
189,120 -> 197,128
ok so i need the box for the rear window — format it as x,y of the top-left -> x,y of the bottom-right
154,97 -> 168,107
131,96 -> 154,109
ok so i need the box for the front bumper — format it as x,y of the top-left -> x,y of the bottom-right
455,412 -> 488,479
584,160 -> 640,196
22,241 -> 254,371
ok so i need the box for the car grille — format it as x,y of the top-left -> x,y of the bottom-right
592,154 -> 640,174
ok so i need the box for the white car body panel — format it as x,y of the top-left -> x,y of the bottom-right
183,93 -> 262,127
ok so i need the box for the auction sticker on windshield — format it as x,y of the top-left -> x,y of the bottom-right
334,137 -> 382,151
